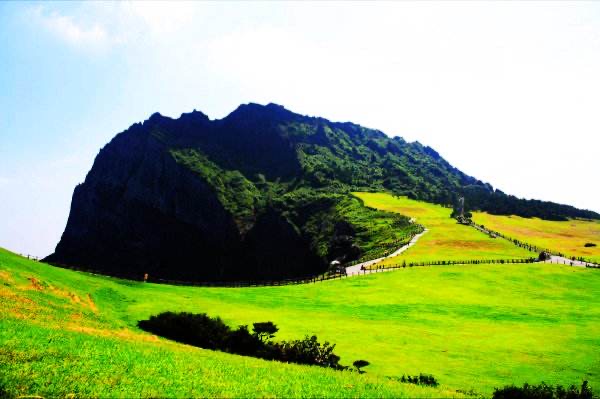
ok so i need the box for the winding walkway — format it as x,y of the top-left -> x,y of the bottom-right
345,228 -> 429,276
544,255 -> 598,268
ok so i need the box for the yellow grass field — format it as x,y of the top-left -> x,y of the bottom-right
472,212 -> 600,263
353,193 -> 533,266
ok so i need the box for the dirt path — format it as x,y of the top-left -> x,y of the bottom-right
544,255 -> 597,268
345,228 -> 429,276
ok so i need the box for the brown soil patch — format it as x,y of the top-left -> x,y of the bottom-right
69,293 -> 82,304
87,293 -> 98,313
22,276 -> 98,313
66,324 -> 159,343
0,286 -> 36,306
70,312 -> 83,321
27,277 -> 45,291
0,270 -> 13,282
0,286 -> 41,319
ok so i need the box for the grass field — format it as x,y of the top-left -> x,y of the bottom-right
0,248 -> 457,399
472,212 -> 600,263
2,247 -> 599,397
353,193 -> 534,266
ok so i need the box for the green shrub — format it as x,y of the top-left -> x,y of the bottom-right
138,312 -> 347,370
353,360 -> 370,373
275,335 -> 344,370
0,383 -> 9,399
400,373 -> 439,387
252,321 -> 279,342
492,381 -> 593,399
225,325 -> 262,356
138,312 -> 230,350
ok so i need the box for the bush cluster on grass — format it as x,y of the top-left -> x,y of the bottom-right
275,335 -> 342,369
399,373 -> 439,387
138,312 -> 354,370
493,381 -> 593,399
138,311 -> 232,350
353,360 -> 370,374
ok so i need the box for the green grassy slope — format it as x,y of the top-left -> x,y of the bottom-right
472,212 -> 600,263
353,192 -> 533,265
0,248 -> 458,399
2,247 -> 599,397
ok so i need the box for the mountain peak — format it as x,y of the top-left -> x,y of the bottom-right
180,109 -> 210,123
148,112 -> 164,121
226,102 -> 295,121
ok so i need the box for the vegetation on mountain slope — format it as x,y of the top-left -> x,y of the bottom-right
461,185 -> 599,221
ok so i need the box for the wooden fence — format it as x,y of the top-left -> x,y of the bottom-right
45,243 -> 600,290
369,257 -> 538,271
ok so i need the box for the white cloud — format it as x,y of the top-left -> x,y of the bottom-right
28,6 -> 109,50
118,1 -> 196,35
26,2 -> 201,52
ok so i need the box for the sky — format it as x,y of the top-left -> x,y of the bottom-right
1,1 -> 599,258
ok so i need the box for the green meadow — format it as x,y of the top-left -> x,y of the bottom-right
353,192 -> 534,266
2,245 -> 599,397
0,248 -> 454,399
472,212 -> 600,263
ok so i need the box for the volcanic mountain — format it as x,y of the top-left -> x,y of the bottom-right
45,103 -> 599,281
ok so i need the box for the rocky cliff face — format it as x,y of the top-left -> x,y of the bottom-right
47,109 -> 325,280
46,103 -> 599,281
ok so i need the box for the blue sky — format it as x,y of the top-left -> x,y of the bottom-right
1,1 -> 600,257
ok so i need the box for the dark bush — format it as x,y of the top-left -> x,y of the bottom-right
584,243 -> 596,248
138,311 -> 230,350
138,312 -> 347,370
275,335 -> 343,369
252,321 -> 278,342
353,359 -> 370,373
0,383 -> 9,399
493,381 -> 593,399
225,325 -> 263,356
418,373 -> 439,387
400,373 -> 439,387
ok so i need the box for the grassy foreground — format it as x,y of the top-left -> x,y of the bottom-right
472,212 -> 600,263
0,248 -> 454,398
353,192 -> 533,266
2,247 -> 599,397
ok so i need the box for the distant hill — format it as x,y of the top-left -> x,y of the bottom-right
45,103 -> 599,280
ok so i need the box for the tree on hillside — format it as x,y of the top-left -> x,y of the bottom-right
353,359 -> 370,374
252,321 -> 279,342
